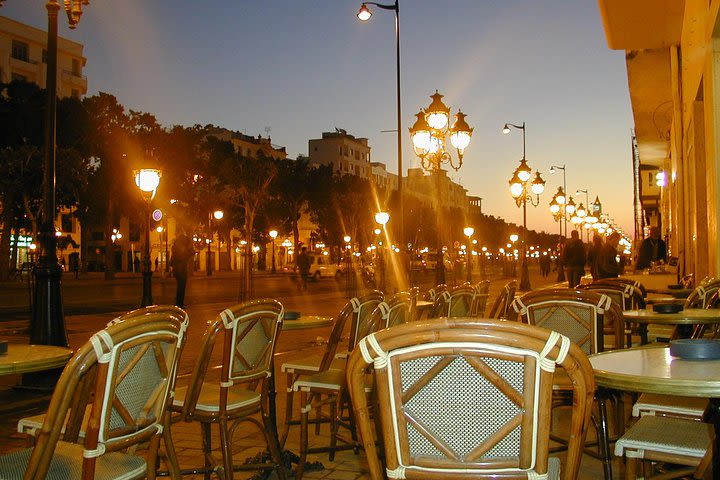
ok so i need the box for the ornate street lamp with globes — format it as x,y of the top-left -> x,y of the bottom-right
505,121 -> 545,291
269,229 -> 278,274
463,227 -> 474,283
409,91 -> 473,285
134,168 -> 161,307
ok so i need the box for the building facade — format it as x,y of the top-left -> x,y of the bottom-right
308,129 -> 373,179
598,0 -> 720,279
205,126 -> 287,160
0,15 -> 87,98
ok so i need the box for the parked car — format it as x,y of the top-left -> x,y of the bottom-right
282,253 -> 342,280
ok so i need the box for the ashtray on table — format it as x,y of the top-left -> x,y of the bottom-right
653,303 -> 684,314
667,284 -> 684,290
670,339 -> 720,360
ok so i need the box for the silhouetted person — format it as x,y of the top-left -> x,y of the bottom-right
539,253 -> 551,277
636,226 -> 667,270
171,231 -> 195,308
563,230 -> 586,288
587,235 -> 604,281
598,232 -> 623,279
296,246 -> 311,291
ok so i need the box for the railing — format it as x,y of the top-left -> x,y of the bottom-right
61,69 -> 87,82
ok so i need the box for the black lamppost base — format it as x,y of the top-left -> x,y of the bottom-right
30,258 -> 67,346
141,269 -> 154,307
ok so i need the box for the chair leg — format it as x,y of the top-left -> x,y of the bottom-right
218,418 -> 234,480
146,435 -> 161,480
315,403 -> 322,435
201,422 -> 213,480
296,390 -> 310,480
624,456 -> 637,480
281,372 -> 296,448
261,406 -> 287,480
595,393 -> 614,480
329,396 -> 339,461
161,416 -> 181,480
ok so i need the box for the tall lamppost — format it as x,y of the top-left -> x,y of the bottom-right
269,229 -> 278,274
207,210 -> 223,276
375,211 -> 390,292
505,122 -> 545,291
10,0 -> 90,348
134,169 -> 162,307
549,187 -> 575,282
463,226 -> 474,283
357,1 -> 403,254
409,91 -> 473,286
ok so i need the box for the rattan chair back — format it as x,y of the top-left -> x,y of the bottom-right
684,279 -> 720,309
487,280 -> 517,319
470,280 -> 491,317
346,318 -> 595,480
594,277 -> 647,298
346,290 -> 384,355
424,284 -> 448,302
180,299 -> 283,418
1,310 -> 188,480
510,289 -> 623,354
431,284 -> 476,318
358,292 -> 413,340
580,282 -> 646,311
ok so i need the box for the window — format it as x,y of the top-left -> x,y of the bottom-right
11,73 -> 27,82
71,89 -> 80,98
42,49 -> 48,64
72,59 -> 80,75
91,231 -> 104,241
11,40 -> 29,62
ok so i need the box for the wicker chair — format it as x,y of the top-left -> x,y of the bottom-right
281,293 -> 382,472
470,279 -> 491,317
579,281 -> 646,346
487,280 -> 517,319
510,288 -> 624,480
18,305 -> 190,439
346,318 -> 595,480
615,415 -> 713,479
171,299 -> 286,480
430,284 -> 476,318
595,277 -> 648,298
0,310 -> 188,480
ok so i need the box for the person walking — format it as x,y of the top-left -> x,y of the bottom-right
598,232 -> 623,279
587,235 -> 604,281
170,230 -> 195,308
563,230 -> 587,288
296,246 -> 311,291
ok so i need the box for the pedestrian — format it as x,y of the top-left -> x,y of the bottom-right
635,226 -> 667,270
133,256 -> 140,273
539,253 -> 551,277
587,235 -> 604,281
563,230 -> 586,288
598,232 -> 623,279
296,246 -> 311,291
154,257 -> 159,272
170,229 -> 195,308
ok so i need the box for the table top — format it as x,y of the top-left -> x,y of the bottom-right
622,308 -> 720,325
415,300 -> 433,310
0,344 -> 73,376
281,315 -> 333,330
590,346 -> 720,397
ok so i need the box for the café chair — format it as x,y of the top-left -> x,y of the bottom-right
510,288 -> 624,480
346,318 -> 595,480
171,299 -> 285,480
579,281 -> 646,347
429,284 -> 476,318
487,280 -> 517,319
292,292 -> 410,479
470,279 -> 491,317
0,310 -> 188,480
614,415 -> 713,479
424,284 -> 448,303
596,277 -> 648,298
280,292 -> 382,449
684,279 -> 720,309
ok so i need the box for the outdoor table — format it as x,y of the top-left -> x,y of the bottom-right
622,308 -> 720,344
413,300 -> 433,321
590,346 -> 720,480
0,344 -> 72,376
645,287 -> 694,298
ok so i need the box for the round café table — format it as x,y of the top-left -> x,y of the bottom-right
622,308 -> 720,344
590,346 -> 720,479
0,344 -> 72,376
281,315 -> 333,331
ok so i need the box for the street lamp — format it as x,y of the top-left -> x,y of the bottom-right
549,186 -> 568,282
409,91 -> 473,286
463,226 -> 474,283
207,210 -> 223,276
134,168 -> 161,307
269,229 -> 278,274
505,121 -> 545,291
375,211 -> 390,292
12,0 -> 91,348
357,1 -> 403,256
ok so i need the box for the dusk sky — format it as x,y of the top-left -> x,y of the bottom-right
5,1 -> 634,236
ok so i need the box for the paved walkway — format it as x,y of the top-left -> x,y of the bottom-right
0,270 -> 627,478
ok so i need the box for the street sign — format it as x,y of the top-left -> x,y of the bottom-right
152,209 -> 163,222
